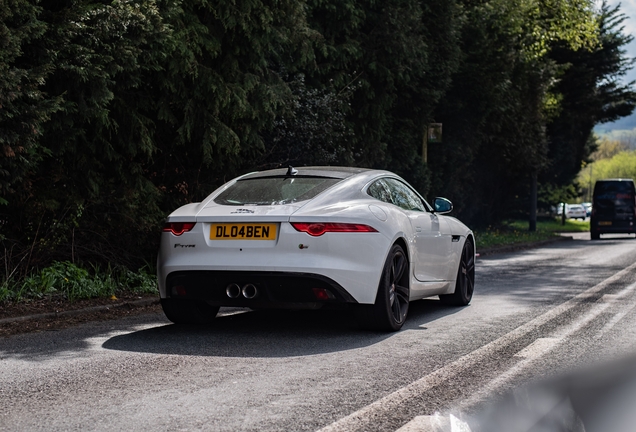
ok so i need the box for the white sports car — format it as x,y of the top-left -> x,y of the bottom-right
158,166 -> 475,331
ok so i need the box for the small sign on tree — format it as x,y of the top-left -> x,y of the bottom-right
422,123 -> 442,164
428,123 -> 443,143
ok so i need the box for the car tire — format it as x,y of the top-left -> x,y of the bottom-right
355,244 -> 410,332
161,298 -> 219,324
591,231 -> 600,240
439,239 -> 475,306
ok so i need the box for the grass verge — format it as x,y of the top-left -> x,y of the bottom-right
0,261 -> 156,304
475,218 -> 589,250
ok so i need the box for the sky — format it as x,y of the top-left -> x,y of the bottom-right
594,0 -> 636,136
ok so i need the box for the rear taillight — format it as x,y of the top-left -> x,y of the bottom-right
163,222 -> 196,236
291,222 -> 378,237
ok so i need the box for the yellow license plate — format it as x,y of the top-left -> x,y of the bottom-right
598,221 -> 612,226
210,223 -> 277,240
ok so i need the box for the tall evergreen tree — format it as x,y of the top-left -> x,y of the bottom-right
149,0 -> 315,207
7,0 -> 171,268
0,0 -> 59,204
305,0 -> 462,191
433,0 -> 599,225
545,1 -> 636,187
1,0 -> 316,271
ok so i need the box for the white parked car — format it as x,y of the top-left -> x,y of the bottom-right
556,203 -> 587,220
157,166 -> 475,331
568,204 -> 586,220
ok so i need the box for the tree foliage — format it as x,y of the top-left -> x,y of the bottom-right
305,0 -> 462,191
0,0 -> 634,280
591,137 -> 629,161
429,0 -> 619,223
0,0 -> 58,203
544,1 -> 636,188
1,0 -> 313,273
578,150 -> 636,199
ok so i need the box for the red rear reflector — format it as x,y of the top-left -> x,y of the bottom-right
171,285 -> 187,296
291,223 -> 377,237
312,287 -> 334,300
163,222 -> 196,236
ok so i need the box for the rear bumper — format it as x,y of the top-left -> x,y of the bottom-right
156,224 -> 391,304
164,270 -> 357,308
591,219 -> 635,234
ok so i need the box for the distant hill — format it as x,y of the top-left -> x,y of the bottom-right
594,112 -> 636,141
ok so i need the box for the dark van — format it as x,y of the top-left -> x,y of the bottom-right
590,179 -> 636,240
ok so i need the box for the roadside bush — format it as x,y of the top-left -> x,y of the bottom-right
0,261 -> 156,303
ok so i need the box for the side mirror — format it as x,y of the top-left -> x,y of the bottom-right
434,197 -> 453,214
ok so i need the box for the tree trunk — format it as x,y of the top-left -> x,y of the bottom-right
529,171 -> 537,232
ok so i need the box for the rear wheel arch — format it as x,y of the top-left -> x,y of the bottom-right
440,236 -> 475,306
463,234 -> 476,264
393,237 -> 410,264
372,236 -> 411,302
391,236 -> 412,292
355,241 -> 411,331
466,234 -> 476,252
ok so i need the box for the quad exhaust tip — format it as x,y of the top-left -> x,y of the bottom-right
242,284 -> 258,299
225,283 -> 241,299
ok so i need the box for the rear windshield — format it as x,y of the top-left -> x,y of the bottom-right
593,181 -> 635,202
214,177 -> 340,206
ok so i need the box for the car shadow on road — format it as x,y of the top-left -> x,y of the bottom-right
102,299 -> 462,358
403,298 -> 468,329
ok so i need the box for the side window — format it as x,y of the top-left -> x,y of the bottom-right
367,179 -> 394,204
384,179 -> 426,212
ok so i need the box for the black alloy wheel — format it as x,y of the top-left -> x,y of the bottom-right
440,239 -> 475,306
355,244 -> 410,331
387,247 -> 410,325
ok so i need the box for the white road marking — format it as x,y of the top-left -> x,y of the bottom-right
596,309 -> 631,338
406,280 -> 636,431
395,415 -> 447,432
317,261 -> 636,432
459,301 -> 613,411
514,338 -> 561,359
595,282 -> 636,339
396,414 -> 471,432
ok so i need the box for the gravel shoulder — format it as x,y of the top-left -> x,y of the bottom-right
0,294 -> 161,338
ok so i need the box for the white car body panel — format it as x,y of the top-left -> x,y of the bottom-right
408,211 -> 452,281
157,167 -> 474,307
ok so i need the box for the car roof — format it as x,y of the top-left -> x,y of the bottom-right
240,166 -> 372,180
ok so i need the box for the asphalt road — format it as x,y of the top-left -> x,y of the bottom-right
2,233 -> 636,432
